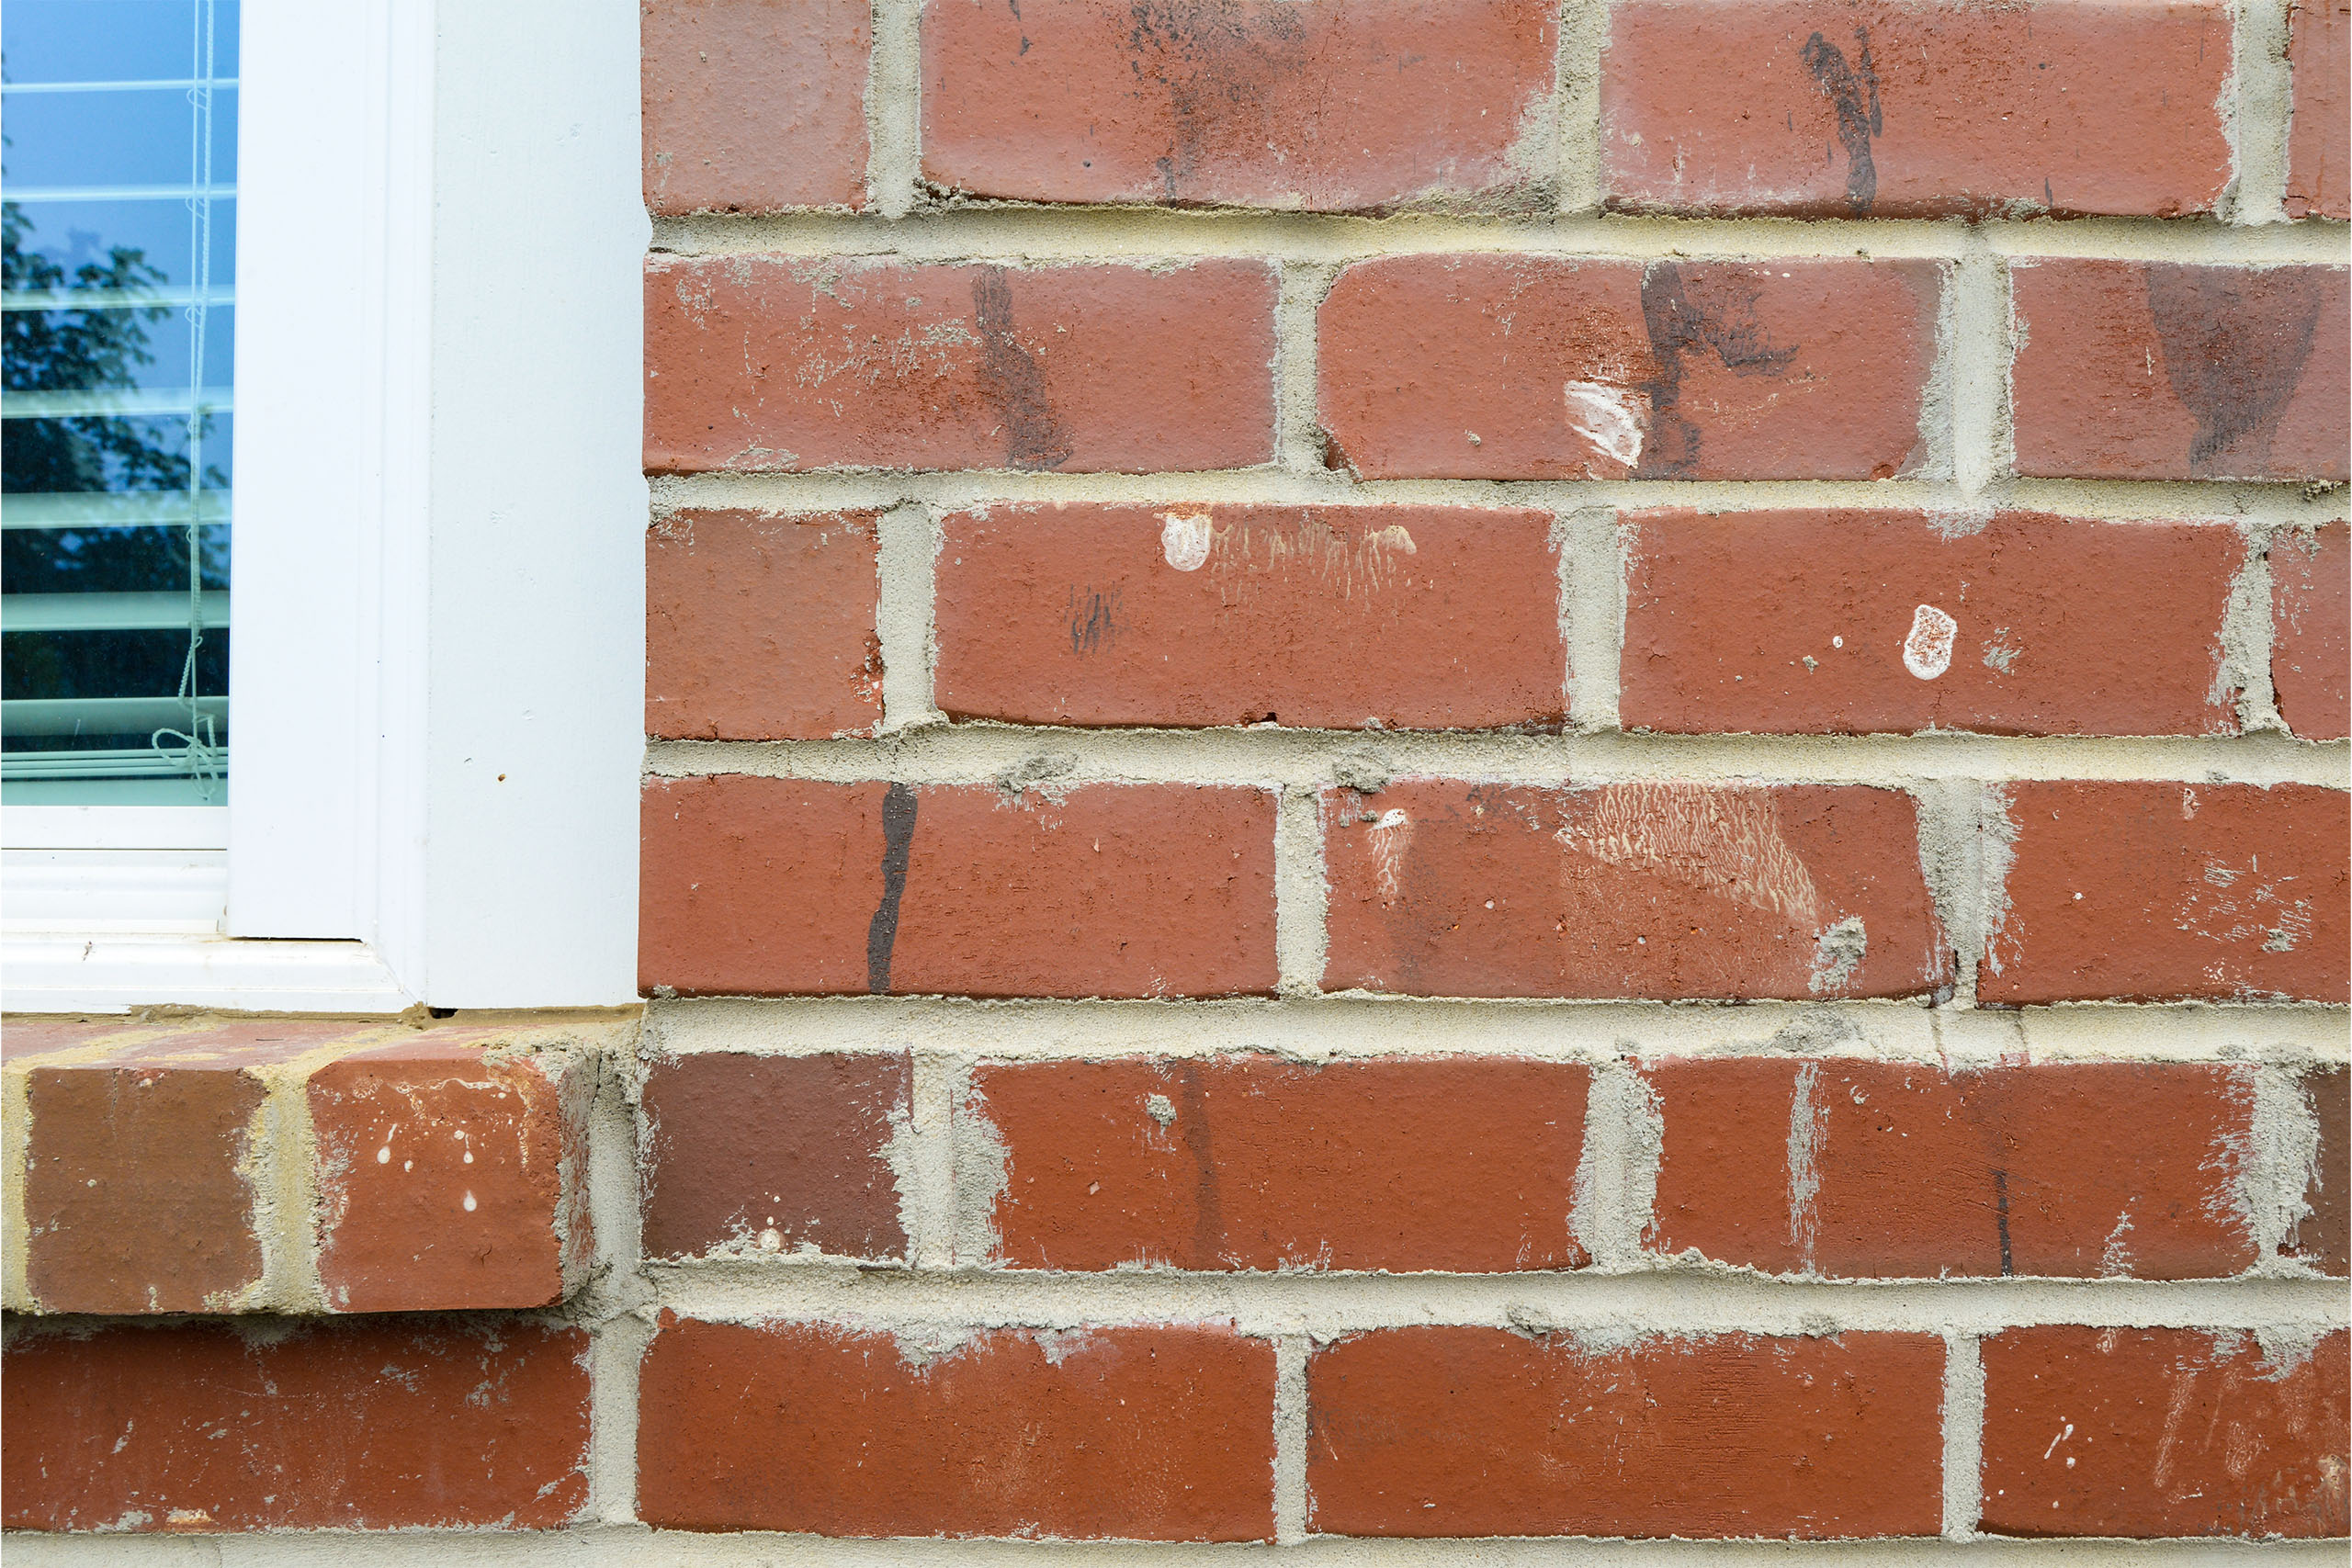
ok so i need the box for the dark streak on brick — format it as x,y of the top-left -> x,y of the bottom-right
1068,585 -> 1120,655
2145,264 -> 2326,475
1174,1061 -> 1221,1268
866,783 -> 919,994
1799,28 -> 1882,216
1635,263 -> 1801,479
1992,1167 -> 2014,1277
1125,1 -> 1309,203
972,267 -> 1074,469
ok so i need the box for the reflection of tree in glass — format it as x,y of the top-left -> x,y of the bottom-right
2,198 -> 228,592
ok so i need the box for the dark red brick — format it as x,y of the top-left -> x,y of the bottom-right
2290,1066 -> 2348,1275
640,1051 -> 910,1259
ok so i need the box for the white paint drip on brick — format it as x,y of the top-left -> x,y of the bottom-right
1564,380 -> 1646,468
1904,604 -> 1959,680
1159,512 -> 1213,571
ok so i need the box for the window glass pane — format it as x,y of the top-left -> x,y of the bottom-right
3,0 -> 238,806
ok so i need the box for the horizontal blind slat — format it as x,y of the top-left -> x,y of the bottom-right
2,695 -> 229,739
6,184 -> 236,201
0,288 -> 236,310
2,592 -> 230,632
1,388 -> 233,419
0,493 -> 231,530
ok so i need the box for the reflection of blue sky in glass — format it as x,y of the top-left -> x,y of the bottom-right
4,1 -> 241,804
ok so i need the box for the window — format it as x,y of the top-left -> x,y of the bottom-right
4,0 -> 237,811
0,0 -> 642,1012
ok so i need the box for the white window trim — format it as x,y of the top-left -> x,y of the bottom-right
1,0 -> 644,1014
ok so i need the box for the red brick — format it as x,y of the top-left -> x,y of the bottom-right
2272,523 -> 2350,740
637,1317 -> 1274,1538
1317,255 -> 1939,481
641,1051 -> 910,1259
1601,0 -> 2231,219
933,503 -> 1565,731
974,1055 -> 1588,1271
20,1061 -> 265,1314
645,255 -> 1275,474
2288,1 -> 2350,220
0,1321 -> 590,1530
647,509 -> 883,740
1321,780 -> 1950,1000
2290,1066 -> 2349,1275
1982,782 -> 2351,1004
641,0 -> 870,214
2010,261 -> 2351,481
922,0 -> 1558,210
6,1019 -> 360,1314
1307,1326 -> 1944,1538
1622,509 -> 2246,738
1980,1327 -> 2350,1538
640,776 -> 1277,998
309,1041 -> 594,1313
1648,1059 -> 2257,1280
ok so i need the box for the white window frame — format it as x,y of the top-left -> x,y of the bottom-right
1,0 -> 644,1013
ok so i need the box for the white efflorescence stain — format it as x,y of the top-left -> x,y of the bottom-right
1564,381 -> 1648,468
1903,604 -> 1958,680
1159,512 -> 1214,571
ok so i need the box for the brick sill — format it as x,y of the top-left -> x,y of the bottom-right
2,1012 -> 628,1315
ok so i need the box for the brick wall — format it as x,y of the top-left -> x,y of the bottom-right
6,0 -> 2348,1556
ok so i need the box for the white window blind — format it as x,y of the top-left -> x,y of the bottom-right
2,0 -> 237,805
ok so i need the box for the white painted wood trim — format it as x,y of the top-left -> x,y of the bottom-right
2,807 -> 228,852
1,934 -> 411,1015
